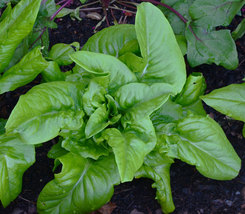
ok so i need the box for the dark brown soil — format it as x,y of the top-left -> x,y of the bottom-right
0,1 -> 245,214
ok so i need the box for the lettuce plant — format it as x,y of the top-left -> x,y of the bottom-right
0,2 -> 241,214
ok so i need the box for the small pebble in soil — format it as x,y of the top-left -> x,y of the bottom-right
225,199 -> 233,207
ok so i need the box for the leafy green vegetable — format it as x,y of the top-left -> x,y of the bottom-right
135,2 -> 186,94
82,24 -> 137,57
0,47 -> 48,94
162,115 -> 241,180
0,119 -> 7,135
0,0 -> 42,72
48,42 -> 80,66
5,82 -> 84,144
185,26 -> 238,69
41,61 -> 65,82
136,152 -> 175,213
189,0 -> 245,29
37,153 -> 120,214
202,83 -> 245,121
232,18 -> 245,40
70,51 -> 137,92
0,134 -> 35,207
103,116 -> 156,182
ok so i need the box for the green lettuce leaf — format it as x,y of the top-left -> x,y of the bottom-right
135,2 -> 186,94
161,115 -> 241,180
82,24 -> 137,57
62,137 -> 110,160
0,47 -> 48,94
174,72 -> 206,106
70,51 -> 137,92
0,0 -> 42,72
41,61 -> 65,82
5,82 -> 84,144
48,42 -> 80,66
103,117 -> 156,182
0,119 -> 7,135
37,153 -> 120,214
202,83 -> 245,121
0,134 -> 35,207
136,152 -> 175,214
115,83 -> 172,121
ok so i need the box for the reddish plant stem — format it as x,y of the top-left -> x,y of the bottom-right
140,0 -> 201,41
30,27 -> 47,49
50,0 -> 73,21
56,0 -> 68,5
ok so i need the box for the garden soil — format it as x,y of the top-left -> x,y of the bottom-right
0,1 -> 245,213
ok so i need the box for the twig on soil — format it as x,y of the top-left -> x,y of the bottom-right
80,7 -> 102,11
18,196 -> 36,205
108,6 -> 136,14
116,1 -> 137,10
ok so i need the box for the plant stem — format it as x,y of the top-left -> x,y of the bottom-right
30,27 -> 47,49
141,0 -> 187,22
50,0 -> 73,21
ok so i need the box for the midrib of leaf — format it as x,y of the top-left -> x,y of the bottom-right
176,133 -> 237,173
203,97 -> 245,104
55,160 -> 91,212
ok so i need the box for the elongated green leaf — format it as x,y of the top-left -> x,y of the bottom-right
115,83 -> 172,120
0,0 -> 42,72
119,52 -> 146,73
41,61 -> 65,82
70,51 -> 137,92
135,2 -> 186,94
5,82 -> 84,144
162,115 -> 241,180
82,24 -> 137,57
0,119 -> 7,135
189,0 -> 245,29
0,134 -> 35,207
0,3 -> 12,22
175,72 -> 206,106
118,39 -> 141,57
103,117 -> 156,182
48,42 -> 80,66
136,152 -> 175,214
186,25 -> 238,69
232,18 -> 245,40
37,153 -> 120,214
202,83 -> 245,121
47,140 -> 68,160
0,47 -> 48,94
